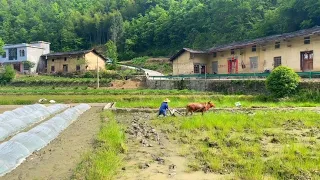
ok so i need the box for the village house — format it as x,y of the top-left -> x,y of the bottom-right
0,41 -> 50,73
0,41 -> 107,73
170,26 -> 320,75
41,49 -> 106,74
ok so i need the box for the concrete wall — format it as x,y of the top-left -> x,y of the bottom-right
85,52 -> 106,71
172,51 -> 193,75
26,46 -> 45,72
147,79 -> 320,95
172,51 -> 209,75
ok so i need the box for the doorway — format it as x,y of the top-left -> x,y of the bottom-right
228,59 -> 238,74
13,63 -> 21,72
63,64 -> 68,73
200,65 -> 206,74
301,51 -> 313,72
212,61 -> 218,74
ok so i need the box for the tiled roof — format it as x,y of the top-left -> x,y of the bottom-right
42,49 -> 107,60
209,26 -> 320,52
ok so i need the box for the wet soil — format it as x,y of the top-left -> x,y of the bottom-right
0,107 -> 102,180
116,112 -> 232,180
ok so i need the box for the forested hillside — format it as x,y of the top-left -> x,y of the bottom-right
0,0 -> 320,60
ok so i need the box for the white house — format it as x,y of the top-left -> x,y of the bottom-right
0,41 -> 50,73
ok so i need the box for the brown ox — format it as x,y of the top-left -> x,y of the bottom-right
186,101 -> 215,115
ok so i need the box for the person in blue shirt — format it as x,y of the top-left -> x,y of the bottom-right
158,98 -> 170,117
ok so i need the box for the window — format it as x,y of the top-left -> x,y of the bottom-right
76,65 -> 81,71
194,64 -> 200,74
274,57 -> 281,68
231,49 -> 235,55
63,64 -> 68,72
252,45 -> 256,52
19,50 -> 25,57
51,66 -> 55,72
64,57 -> 67,61
9,48 -> 17,60
213,52 -> 217,58
190,53 -> 195,59
275,42 -> 280,49
250,57 -> 258,70
23,63 -> 30,71
52,59 -> 54,62
304,36 -> 310,44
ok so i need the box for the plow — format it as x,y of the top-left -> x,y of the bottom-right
168,109 -> 184,116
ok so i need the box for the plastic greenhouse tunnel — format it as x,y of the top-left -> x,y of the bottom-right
0,104 -> 91,177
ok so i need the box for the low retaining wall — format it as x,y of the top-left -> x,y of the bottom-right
146,79 -> 320,94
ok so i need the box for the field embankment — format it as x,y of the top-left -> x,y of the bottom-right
1,87 -> 320,108
9,75 -> 111,87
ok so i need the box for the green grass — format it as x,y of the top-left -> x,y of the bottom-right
72,111 -> 126,180
1,93 -> 320,108
152,111 -> 320,179
1,86 -> 320,108
10,75 -> 111,86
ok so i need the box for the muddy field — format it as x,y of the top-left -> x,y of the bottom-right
116,112 -> 233,180
115,111 -> 320,180
1,107 -> 102,180
1,108 -> 320,180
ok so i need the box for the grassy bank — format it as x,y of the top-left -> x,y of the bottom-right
72,111 -> 126,180
10,75 -> 111,87
1,86 -> 320,108
1,93 -> 320,108
0,86 -> 209,95
152,111 -> 320,179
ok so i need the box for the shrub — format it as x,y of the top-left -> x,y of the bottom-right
83,71 -> 94,78
0,65 -> 16,84
266,66 -> 300,98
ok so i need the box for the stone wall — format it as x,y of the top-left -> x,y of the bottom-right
146,79 -> 320,94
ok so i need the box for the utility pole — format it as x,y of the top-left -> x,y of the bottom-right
97,56 -> 99,89
204,65 -> 207,91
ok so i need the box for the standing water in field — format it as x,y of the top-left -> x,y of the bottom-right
0,104 -> 91,177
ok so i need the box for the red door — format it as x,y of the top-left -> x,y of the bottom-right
228,59 -> 238,74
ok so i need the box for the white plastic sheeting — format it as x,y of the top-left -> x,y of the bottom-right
0,104 -> 69,141
0,104 -> 91,177
0,104 -> 44,122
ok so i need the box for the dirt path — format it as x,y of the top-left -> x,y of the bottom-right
1,107 -> 102,180
116,112 -> 231,180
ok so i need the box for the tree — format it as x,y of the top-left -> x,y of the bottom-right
0,65 -> 16,84
266,66 -> 300,98
132,56 -> 148,70
105,40 -> 118,69
109,10 -> 124,46
0,38 -> 4,54
22,61 -> 36,73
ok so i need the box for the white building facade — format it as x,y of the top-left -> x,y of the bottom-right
0,41 -> 50,73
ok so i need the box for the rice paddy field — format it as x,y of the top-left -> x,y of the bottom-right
1,86 -> 320,179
